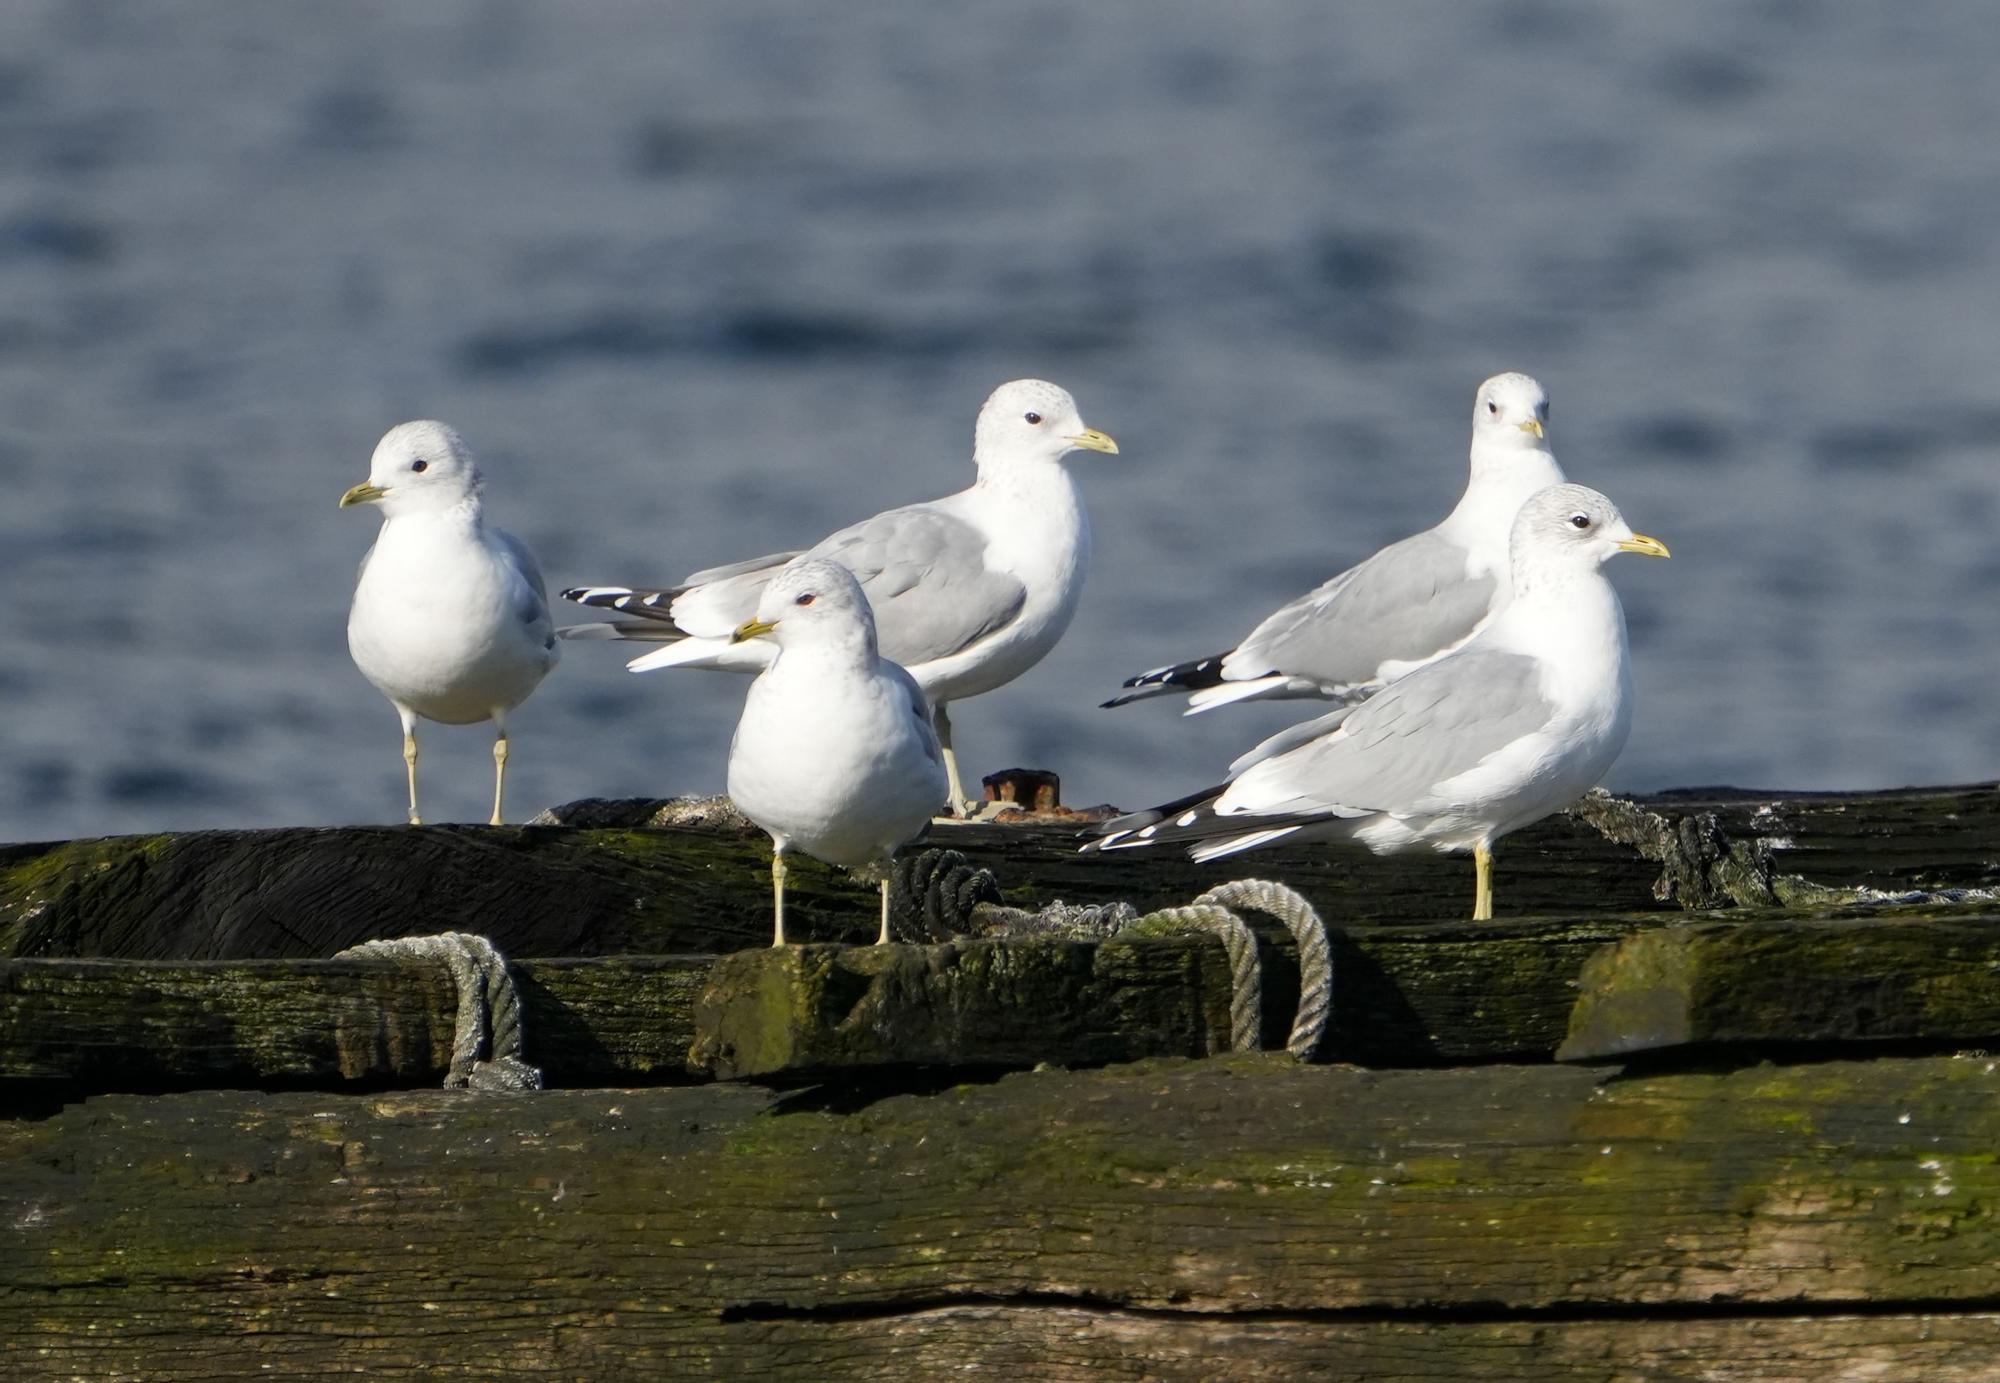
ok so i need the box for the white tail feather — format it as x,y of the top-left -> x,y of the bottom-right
1183,674 -> 1292,715
625,637 -> 772,674
1188,825 -> 1305,862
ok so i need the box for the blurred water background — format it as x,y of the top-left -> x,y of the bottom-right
0,1 -> 1995,843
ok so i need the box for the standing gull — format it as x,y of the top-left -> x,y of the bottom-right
1104,372 -> 1561,713
1088,484 -> 1669,920
563,379 -> 1118,815
341,421 -> 558,826
726,558 -> 948,946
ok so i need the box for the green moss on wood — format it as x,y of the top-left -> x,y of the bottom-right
1561,917 -> 2000,1061
10,1055 -> 2000,1378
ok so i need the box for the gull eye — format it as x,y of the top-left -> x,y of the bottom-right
1569,513 -> 1591,530
794,592 -> 816,607
1024,411 -> 1042,425
410,458 -> 428,473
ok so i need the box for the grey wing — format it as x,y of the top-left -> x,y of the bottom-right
885,661 -> 945,768
1225,648 -> 1554,816
810,503 -> 1027,668
1226,703 -> 1359,778
682,549 -> 802,586
492,528 -> 557,646
1229,529 -> 1499,692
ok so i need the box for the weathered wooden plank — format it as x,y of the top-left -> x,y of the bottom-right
689,936 -> 1239,1077
8,1054 -> 2000,1379
0,956 -> 711,1089
705,1310 -> 2000,1383
0,917 -> 1662,1093
1559,916 -> 2000,1062
9,1307 -> 2000,1382
689,917 -> 1647,1078
17,908 -> 2000,1094
2,785 -> 1991,961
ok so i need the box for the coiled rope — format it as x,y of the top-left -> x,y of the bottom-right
905,848 -> 1333,1061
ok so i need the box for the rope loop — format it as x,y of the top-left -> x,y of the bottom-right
1193,880 -> 1333,1060
334,932 -> 541,1091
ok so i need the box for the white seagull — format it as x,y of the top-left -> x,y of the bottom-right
562,379 -> 1118,816
1104,372 -> 1562,714
1088,484 -> 1669,921
725,558 -> 949,946
340,421 -> 558,826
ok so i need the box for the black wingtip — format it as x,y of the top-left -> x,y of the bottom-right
1112,654 -> 1232,697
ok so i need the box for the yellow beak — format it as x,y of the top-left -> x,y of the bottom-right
732,617 -> 779,643
1066,428 -> 1120,455
1617,533 -> 1671,558
339,481 -> 388,508
1519,419 -> 1545,439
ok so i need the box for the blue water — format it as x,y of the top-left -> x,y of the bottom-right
1,2 -> 1996,842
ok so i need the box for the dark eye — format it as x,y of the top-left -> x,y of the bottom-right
1024,411 -> 1042,425
794,592 -> 816,607
1485,401 -> 1498,415
410,459 -> 428,473
1569,513 -> 1591,530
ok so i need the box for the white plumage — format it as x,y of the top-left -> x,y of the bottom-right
1089,483 -> 1670,920
341,420 -> 557,826
563,378 -> 1117,815
1105,372 -> 1564,714
725,557 -> 949,946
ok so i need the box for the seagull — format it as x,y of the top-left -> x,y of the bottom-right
1087,484 -> 1669,921
725,558 -> 949,946
340,421 -> 558,826
561,378 -> 1118,816
1104,372 -> 1561,714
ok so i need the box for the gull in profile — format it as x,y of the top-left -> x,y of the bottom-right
726,558 -> 948,946
1105,372 -> 1561,714
1088,484 -> 1669,921
340,421 -> 558,825
563,379 -> 1118,816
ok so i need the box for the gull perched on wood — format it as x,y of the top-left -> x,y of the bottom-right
725,558 -> 948,946
1087,484 -> 1669,920
1104,372 -> 1562,714
562,379 -> 1117,816
340,421 -> 558,826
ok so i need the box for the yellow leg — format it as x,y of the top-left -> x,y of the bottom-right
1473,844 -> 1494,921
933,703 -> 970,819
877,875 -> 893,945
401,727 -> 422,826
490,733 -> 509,827
771,850 -> 789,947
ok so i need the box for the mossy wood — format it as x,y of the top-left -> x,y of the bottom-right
3,785 -> 1993,961
10,1055 -> 2000,1379
14,908 -> 2000,1093
1561,915 -> 2000,1061
0,919 -> 1629,1092
688,918 -> 1651,1078
0,956 -> 709,1090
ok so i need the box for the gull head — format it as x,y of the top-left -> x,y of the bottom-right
973,379 -> 1118,469
1472,372 -> 1552,449
339,420 -> 482,515
1512,483 -> 1670,577
733,557 -> 878,659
